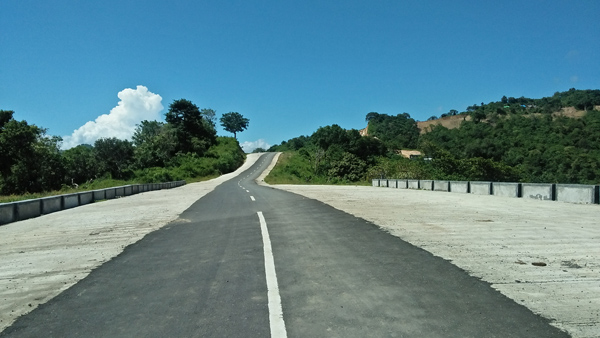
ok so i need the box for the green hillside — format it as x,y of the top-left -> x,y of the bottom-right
268,89 -> 600,185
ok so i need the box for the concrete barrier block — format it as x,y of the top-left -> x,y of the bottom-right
124,185 -> 132,196
449,181 -> 469,193
78,191 -> 93,205
132,185 -> 139,194
492,182 -> 521,198
16,199 -> 42,221
522,183 -> 554,201
0,203 -> 16,225
470,182 -> 492,195
433,181 -> 449,192
407,180 -> 419,189
388,179 -> 398,188
420,180 -> 433,190
105,188 -> 116,200
63,193 -> 80,209
556,184 -> 598,204
397,179 -> 408,189
372,179 -> 379,187
93,189 -> 106,201
41,196 -> 62,214
115,187 -> 125,197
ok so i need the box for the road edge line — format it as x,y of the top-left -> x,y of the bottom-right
257,211 -> 287,338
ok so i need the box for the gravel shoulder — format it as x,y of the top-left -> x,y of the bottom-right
0,154 -> 262,332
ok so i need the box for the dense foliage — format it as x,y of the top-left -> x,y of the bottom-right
269,89 -> 600,185
421,112 -> 600,183
365,112 -> 420,149
0,100 -> 247,195
268,124 -> 387,183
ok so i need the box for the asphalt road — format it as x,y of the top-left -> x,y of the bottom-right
1,153 -> 568,337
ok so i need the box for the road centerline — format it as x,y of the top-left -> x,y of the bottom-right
257,211 -> 287,338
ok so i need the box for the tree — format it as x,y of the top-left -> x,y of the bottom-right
132,120 -> 178,168
93,137 -> 135,179
63,144 -> 96,184
220,112 -> 249,139
200,108 -> 217,127
0,111 -> 66,194
364,112 -> 420,149
165,99 -> 216,155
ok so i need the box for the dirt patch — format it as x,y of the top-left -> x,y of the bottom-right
417,114 -> 471,134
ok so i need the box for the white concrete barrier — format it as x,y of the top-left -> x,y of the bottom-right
79,192 -> 94,205
470,182 -> 492,195
41,196 -> 62,214
556,184 -> 599,204
93,189 -> 106,201
16,200 -> 41,221
407,180 -> 419,189
492,182 -> 521,198
115,187 -> 125,197
522,183 -> 554,201
0,203 -> 15,225
433,181 -> 449,192
420,180 -> 433,190
123,186 -> 132,196
63,194 -> 80,209
449,181 -> 469,193
105,188 -> 116,200
397,179 -> 408,189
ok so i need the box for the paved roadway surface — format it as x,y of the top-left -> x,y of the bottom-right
0,153 -> 568,337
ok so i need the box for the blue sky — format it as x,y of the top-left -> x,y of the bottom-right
2,1 -> 599,151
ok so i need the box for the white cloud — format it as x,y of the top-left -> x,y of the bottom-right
241,139 -> 271,153
62,85 -> 163,149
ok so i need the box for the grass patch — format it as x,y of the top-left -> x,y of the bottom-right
265,151 -> 371,186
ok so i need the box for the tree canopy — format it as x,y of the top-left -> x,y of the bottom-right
165,99 -> 217,155
220,112 -> 249,139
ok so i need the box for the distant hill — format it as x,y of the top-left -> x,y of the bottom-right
416,106 -> 596,134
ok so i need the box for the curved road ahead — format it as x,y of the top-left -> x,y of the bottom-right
1,153 -> 567,337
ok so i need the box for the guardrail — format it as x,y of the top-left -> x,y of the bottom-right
0,181 -> 186,226
372,179 -> 600,205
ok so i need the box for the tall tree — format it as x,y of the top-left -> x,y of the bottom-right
220,112 -> 249,139
165,99 -> 216,155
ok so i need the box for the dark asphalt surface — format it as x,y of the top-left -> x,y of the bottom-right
1,153 -> 569,337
